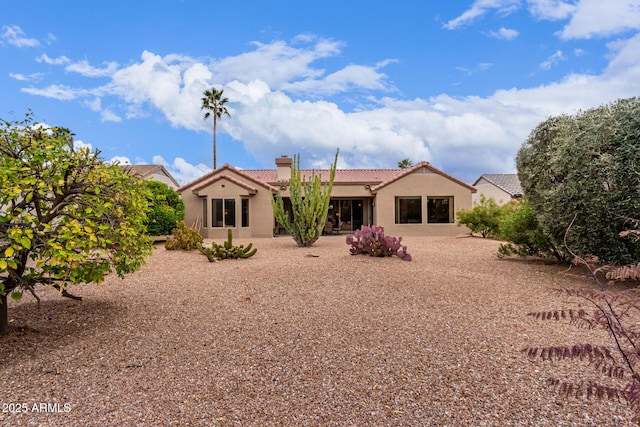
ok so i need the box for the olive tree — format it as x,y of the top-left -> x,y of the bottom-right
517,97 -> 640,264
271,150 -> 338,247
0,112 -> 153,334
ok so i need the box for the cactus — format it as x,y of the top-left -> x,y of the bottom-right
199,228 -> 257,262
345,225 -> 411,261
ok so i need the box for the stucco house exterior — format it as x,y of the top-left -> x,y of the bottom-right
472,174 -> 523,205
178,156 -> 476,239
122,164 -> 180,189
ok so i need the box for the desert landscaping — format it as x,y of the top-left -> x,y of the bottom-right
0,235 -> 635,426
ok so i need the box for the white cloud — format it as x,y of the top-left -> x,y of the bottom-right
108,156 -> 132,165
444,0 -> 521,30
36,54 -> 70,65
527,0 -> 576,20
74,139 -> 92,151
539,50 -> 567,69
100,109 -> 122,123
21,84 -> 83,100
212,36 -> 344,89
9,72 -> 43,82
66,59 -> 119,77
281,63 -> 395,95
488,27 -> 520,40
1,25 -> 40,48
559,0 -> 640,39
152,155 -> 211,184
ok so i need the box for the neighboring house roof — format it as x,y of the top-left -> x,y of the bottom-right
121,164 -> 180,188
179,161 -> 476,194
473,174 -> 523,197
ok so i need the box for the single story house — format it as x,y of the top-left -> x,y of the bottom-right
178,156 -> 476,239
472,174 -> 523,205
121,164 -> 180,189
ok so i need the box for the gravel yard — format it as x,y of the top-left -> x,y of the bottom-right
0,235 -> 635,426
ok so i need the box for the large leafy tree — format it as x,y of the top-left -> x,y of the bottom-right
272,150 -> 339,247
201,87 -> 231,169
517,97 -> 640,264
0,112 -> 154,334
142,180 -> 184,236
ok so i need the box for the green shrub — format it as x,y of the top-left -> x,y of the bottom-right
457,195 -> 509,238
144,181 -> 184,236
497,199 -> 566,262
164,221 -> 203,251
517,96 -> 640,264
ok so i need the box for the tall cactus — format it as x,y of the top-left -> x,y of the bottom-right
272,149 -> 338,247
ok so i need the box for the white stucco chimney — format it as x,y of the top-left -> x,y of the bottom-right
275,155 -> 292,182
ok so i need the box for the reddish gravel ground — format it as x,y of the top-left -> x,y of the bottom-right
0,235 -> 636,426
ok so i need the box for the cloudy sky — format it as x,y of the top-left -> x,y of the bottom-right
2,0 -> 639,184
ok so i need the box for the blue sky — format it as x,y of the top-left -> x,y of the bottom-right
2,1 -> 640,184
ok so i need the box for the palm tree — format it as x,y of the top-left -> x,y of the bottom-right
398,158 -> 414,169
201,87 -> 231,169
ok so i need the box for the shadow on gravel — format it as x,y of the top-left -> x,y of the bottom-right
0,296 -> 124,368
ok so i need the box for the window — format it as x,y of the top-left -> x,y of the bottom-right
202,199 -> 208,227
212,198 -> 236,227
241,199 -> 249,227
428,197 -> 454,223
224,199 -> 236,227
212,199 -> 223,227
395,197 -> 422,224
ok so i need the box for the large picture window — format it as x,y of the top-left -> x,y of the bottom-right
427,197 -> 454,223
395,197 -> 422,224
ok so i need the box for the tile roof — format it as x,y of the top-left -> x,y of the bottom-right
241,169 -> 403,184
474,174 -> 523,197
121,164 -> 180,187
179,162 -> 476,193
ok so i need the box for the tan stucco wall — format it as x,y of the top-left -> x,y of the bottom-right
146,173 -> 178,189
472,178 -> 512,205
373,168 -> 473,236
181,170 -> 275,239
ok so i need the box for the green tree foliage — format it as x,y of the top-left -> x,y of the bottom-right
271,150 -> 339,247
497,199 -> 566,261
143,180 -> 184,236
517,97 -> 640,264
456,195 -> 509,238
0,112 -> 153,333
201,87 -> 231,169
397,158 -> 414,169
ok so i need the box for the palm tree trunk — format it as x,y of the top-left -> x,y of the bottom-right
213,116 -> 217,170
